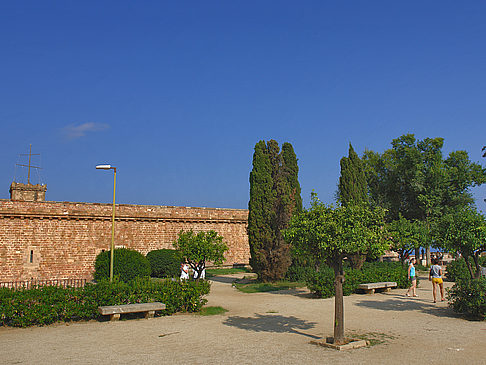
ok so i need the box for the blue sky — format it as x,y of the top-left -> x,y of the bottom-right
1,1 -> 485,211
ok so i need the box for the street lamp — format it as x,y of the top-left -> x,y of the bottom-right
96,164 -> 117,282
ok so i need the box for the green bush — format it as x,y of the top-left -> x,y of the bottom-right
285,265 -> 315,282
306,266 -> 335,298
305,262 -> 409,298
447,277 -> 486,320
146,249 -> 182,278
446,257 -> 486,282
0,278 -> 210,327
94,248 -> 151,282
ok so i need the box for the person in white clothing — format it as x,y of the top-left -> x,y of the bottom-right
180,261 -> 189,280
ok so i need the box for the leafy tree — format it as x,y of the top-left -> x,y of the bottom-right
363,134 -> 486,264
173,230 -> 228,279
248,140 -> 301,282
284,194 -> 387,345
435,206 -> 486,279
387,216 -> 425,263
338,143 -> 369,269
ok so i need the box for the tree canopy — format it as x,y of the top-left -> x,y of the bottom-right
284,194 -> 387,344
173,230 -> 228,278
363,134 -> 486,222
435,206 -> 486,279
387,215 -> 425,263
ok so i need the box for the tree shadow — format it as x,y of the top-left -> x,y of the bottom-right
208,276 -> 238,284
354,294 -> 461,319
223,314 -> 320,339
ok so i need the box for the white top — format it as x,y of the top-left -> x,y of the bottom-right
180,264 -> 190,280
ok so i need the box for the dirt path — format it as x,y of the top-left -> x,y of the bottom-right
1,274 -> 485,364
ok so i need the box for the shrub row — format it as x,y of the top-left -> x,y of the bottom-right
303,262 -> 409,298
447,277 -> 486,320
0,278 -> 210,327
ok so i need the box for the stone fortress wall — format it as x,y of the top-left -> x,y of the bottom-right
0,186 -> 249,282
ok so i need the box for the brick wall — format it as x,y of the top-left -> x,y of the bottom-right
0,199 -> 249,281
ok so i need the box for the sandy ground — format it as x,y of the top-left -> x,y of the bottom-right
1,273 -> 485,365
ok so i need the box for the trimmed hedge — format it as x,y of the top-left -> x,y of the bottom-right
146,249 -> 182,278
305,262 -> 409,298
448,277 -> 486,320
0,278 -> 210,327
94,248 -> 151,282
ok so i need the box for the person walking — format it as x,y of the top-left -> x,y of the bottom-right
180,260 -> 189,280
406,258 -> 418,297
429,258 -> 445,303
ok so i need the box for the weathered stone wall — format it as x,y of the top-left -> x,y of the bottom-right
10,182 -> 47,202
0,199 -> 249,282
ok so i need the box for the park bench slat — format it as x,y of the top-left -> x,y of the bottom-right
98,302 -> 166,321
358,282 -> 397,290
358,282 -> 397,294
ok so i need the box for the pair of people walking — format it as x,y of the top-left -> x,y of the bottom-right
406,257 -> 445,303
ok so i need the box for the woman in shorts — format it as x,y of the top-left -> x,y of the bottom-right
429,258 -> 445,303
406,258 -> 418,297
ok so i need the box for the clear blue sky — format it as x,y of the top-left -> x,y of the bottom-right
1,1 -> 485,211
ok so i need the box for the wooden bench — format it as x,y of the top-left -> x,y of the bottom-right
358,282 -> 397,294
98,302 -> 166,321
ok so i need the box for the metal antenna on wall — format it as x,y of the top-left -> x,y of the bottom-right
16,144 -> 42,184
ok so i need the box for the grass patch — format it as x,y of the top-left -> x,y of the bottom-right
197,306 -> 228,316
206,267 -> 251,277
233,279 -> 305,293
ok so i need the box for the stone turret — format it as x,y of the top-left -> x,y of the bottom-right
10,182 -> 47,202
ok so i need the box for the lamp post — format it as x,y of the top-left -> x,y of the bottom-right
96,164 -> 117,282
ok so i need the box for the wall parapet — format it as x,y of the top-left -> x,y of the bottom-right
0,200 -> 248,222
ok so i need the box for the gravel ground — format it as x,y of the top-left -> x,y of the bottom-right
1,273 -> 485,365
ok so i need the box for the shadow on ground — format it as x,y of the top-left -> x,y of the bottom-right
208,276 -> 238,284
223,314 -> 320,339
355,293 -> 461,319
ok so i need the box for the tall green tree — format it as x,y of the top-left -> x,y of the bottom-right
338,143 -> 369,269
435,207 -> 486,279
363,134 -> 486,264
338,143 -> 368,206
248,140 -> 302,282
282,142 -> 303,213
284,195 -> 387,345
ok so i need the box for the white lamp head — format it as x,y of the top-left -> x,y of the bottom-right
96,164 -> 112,170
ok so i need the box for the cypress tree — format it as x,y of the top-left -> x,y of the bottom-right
248,140 -> 301,281
248,141 -> 274,276
338,143 -> 369,269
282,142 -> 303,213
338,143 -> 368,206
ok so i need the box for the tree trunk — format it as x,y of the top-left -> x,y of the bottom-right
415,248 -> 420,265
348,253 -> 366,270
333,261 -> 345,345
464,256 -> 475,280
426,247 -> 431,266
472,254 -> 481,279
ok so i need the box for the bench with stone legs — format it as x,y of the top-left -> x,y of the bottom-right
98,302 -> 166,321
358,282 -> 397,294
